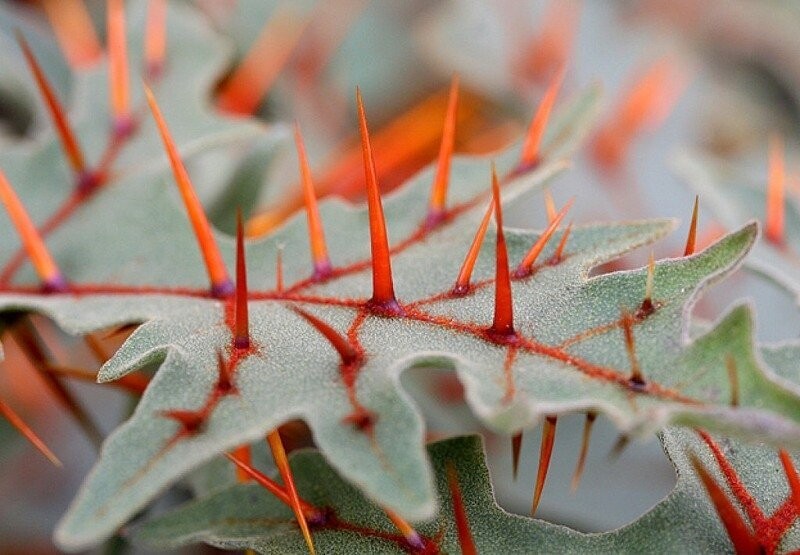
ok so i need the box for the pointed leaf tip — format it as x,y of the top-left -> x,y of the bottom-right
684,195 -> 699,256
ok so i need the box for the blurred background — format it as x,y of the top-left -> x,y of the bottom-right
0,0 -> 799,552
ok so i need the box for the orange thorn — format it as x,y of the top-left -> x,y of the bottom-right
620,309 -> 645,387
295,124 -> 332,279
544,189 -> 557,223
0,396 -> 61,466
357,89 -> 402,315
41,0 -> 102,69
519,66 -> 565,168
514,198 -> 574,277
144,0 -> 168,80
16,32 -> 86,176
779,450 -> 800,513
446,462 -> 477,555
489,165 -> 515,338
427,74 -> 460,227
234,213 -> 250,350
550,220 -> 573,264
571,411 -> 596,492
216,7 -> 309,115
292,307 -> 359,366
532,415 -> 557,515
0,170 -> 66,291
107,0 -> 133,133
384,507 -> 425,551
511,431 -> 523,480
225,451 -> 323,522
230,445 -> 252,483
688,452 -> 760,554
267,430 -> 316,555
276,246 -> 284,293
144,85 -> 233,298
766,135 -> 785,246
684,195 -> 699,256
726,356 -> 739,408
452,198 -> 493,295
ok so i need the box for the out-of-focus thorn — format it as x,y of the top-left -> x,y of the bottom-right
0,169 -> 66,292
779,449 -> 800,513
726,355 -> 739,407
107,0 -> 133,133
144,0 -> 168,80
608,434 -> 630,461
16,31 -> 87,176
0,396 -> 61,466
684,195 -> 699,256
514,199 -> 574,277
276,246 -> 284,292
267,430 -> 316,555
446,461 -> 477,555
357,89 -> 402,315
234,212 -> 250,350
489,166 -> 515,338
519,66 -> 566,169
216,7 -> 309,115
516,0 -> 580,85
549,220 -> 573,264
544,189 -> 557,223
532,415 -> 557,515
688,452 -> 761,554
571,411 -> 596,492
512,431 -> 523,480
426,74 -> 460,228
766,134 -> 785,246
144,85 -> 233,298
230,445 -> 252,483
295,124 -> 332,279
452,197 -> 493,295
41,0 -> 102,69
384,507 -> 425,552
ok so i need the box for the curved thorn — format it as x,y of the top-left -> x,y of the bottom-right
427,74 -> 460,226
490,165 -> 515,337
512,431 -> 523,480
779,450 -> 800,513
532,415 -> 557,516
0,397 -> 61,466
571,411 -> 596,492
0,170 -> 66,291
384,507 -> 424,551
41,0 -> 102,69
292,307 -> 359,366
295,124 -> 332,279
144,85 -> 233,297
514,198 -> 574,277
550,220 -> 573,264
684,195 -> 699,256
16,31 -> 86,176
688,452 -> 760,554
267,430 -> 316,555
357,89 -> 401,315
766,134 -> 785,246
452,197 -> 493,295
446,461 -> 477,555
520,66 -> 566,168
234,212 -> 250,350
144,0 -> 168,80
107,0 -> 132,131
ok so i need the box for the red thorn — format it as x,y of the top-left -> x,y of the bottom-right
779,450 -> 800,513
0,396 -> 61,466
215,351 -> 235,395
161,408 -> 206,436
295,124 -> 332,279
107,0 -> 132,131
489,166 -> 515,339
549,220 -> 573,264
0,169 -> 66,292
267,430 -> 316,555
446,462 -> 477,555
384,508 -> 425,551
426,74 -> 460,227
571,411 -> 596,492
514,198 -> 574,278
532,415 -> 557,515
511,431 -> 523,480
234,212 -> 250,350
144,0 -> 168,79
292,307 -> 359,367
620,309 -> 645,388
688,452 -> 761,554
766,135 -> 785,246
16,32 -> 87,176
357,89 -> 402,315
41,0 -> 102,69
684,195 -> 699,256
216,7 -> 308,115
452,198 -> 493,295
230,445 -> 252,482
726,356 -> 739,408
519,66 -> 565,169
144,85 -> 233,298
225,452 -> 323,523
